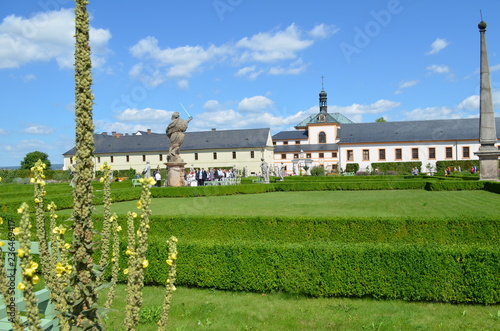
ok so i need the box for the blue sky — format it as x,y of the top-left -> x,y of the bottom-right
1,0 -> 500,167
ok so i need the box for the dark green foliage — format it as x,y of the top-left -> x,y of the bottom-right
370,162 -> 422,174
484,181 -> 500,194
435,160 -> 480,173
310,166 -> 326,177
424,181 -> 485,191
19,151 -> 52,170
344,163 -> 359,173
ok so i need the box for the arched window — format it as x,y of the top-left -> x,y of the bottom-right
319,131 -> 326,143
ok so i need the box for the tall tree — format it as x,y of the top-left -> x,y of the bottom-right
20,151 -> 51,170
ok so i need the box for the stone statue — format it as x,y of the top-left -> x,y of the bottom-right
244,166 -> 248,178
166,111 -> 192,163
260,158 -> 269,183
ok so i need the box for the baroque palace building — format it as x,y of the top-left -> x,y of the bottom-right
272,87 -> 500,175
63,87 -> 499,176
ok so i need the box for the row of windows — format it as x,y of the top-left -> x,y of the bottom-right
281,152 -> 338,159
274,131 -> 328,145
93,151 -> 257,163
347,146 -> 470,162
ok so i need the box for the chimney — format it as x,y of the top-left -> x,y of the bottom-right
102,132 -> 107,136
116,133 -> 123,138
147,129 -> 151,134
212,128 -> 216,131
112,131 -> 117,136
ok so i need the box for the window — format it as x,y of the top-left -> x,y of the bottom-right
194,153 -> 198,161
110,156 -> 114,163
319,132 -> 326,143
159,154 -> 163,161
445,147 -> 453,159
347,150 -> 354,161
462,146 -> 470,158
395,148 -> 402,160
362,149 -> 369,161
412,148 -> 419,159
319,153 -> 324,158
126,155 -> 130,162
232,151 -> 237,159
213,152 -> 217,160
306,153 -> 311,158
281,154 -> 286,159
142,155 -> 146,162
250,151 -> 255,158
332,152 -> 338,158
428,147 -> 436,159
97,156 -> 101,163
294,153 -> 299,159
379,149 -> 386,160
295,141 -> 300,145
283,141 -> 288,145
273,141 -> 276,145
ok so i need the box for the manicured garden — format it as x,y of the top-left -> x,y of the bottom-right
2,175 -> 500,329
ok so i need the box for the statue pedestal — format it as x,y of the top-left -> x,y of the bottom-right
165,162 -> 187,187
475,148 -> 500,181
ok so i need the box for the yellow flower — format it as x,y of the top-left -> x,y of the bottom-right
30,178 -> 35,183
166,259 -> 173,266
0,176 -> 2,181
17,248 -> 26,258
132,212 -> 138,218
58,226 -> 66,235
17,283 -> 26,291
136,200 -> 143,209
17,207 -> 24,214
13,227 -> 21,236
55,263 -> 65,276
52,227 -> 60,234
47,205 -> 52,211
147,177 -> 156,186
172,285 -> 177,291
116,225 -> 122,232
64,243 -> 71,250
170,253 -> 177,260
171,236 -> 178,243
24,267 -> 35,277
0,217 -> 3,225
0,241 -> 4,247
142,260 -> 149,268
34,198 -> 40,203
139,178 -> 145,184
123,268 -> 129,275
32,275 -> 40,285
111,257 -> 116,262
99,177 -> 105,183
126,248 -> 134,256
65,264 -> 73,275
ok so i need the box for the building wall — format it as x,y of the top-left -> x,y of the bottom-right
307,123 -> 339,144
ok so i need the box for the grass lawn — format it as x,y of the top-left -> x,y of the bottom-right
89,190 -> 500,218
101,285 -> 500,331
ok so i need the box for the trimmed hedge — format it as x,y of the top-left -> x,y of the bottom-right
130,239 -> 500,303
424,180 -> 486,191
371,162 -> 422,174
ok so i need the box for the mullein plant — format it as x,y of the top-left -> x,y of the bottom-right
157,236 -> 178,331
97,163 -> 113,288
123,176 -> 155,330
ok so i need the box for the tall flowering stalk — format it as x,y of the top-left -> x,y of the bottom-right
157,236 -> 178,331
71,0 -> 99,327
97,162 -> 113,287
124,177 -> 155,329
16,203 -> 43,330
104,212 -> 121,309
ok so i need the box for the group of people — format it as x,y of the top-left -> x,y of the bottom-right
141,161 -> 162,187
188,168 -> 237,186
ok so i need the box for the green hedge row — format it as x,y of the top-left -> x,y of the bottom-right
485,181 -> 500,194
143,215 -> 500,246
371,162 -> 422,174
424,180 -> 485,191
119,239 -> 500,304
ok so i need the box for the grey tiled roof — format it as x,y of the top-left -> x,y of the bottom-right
338,118 -> 500,144
274,143 -> 339,153
272,130 -> 308,140
63,128 -> 271,155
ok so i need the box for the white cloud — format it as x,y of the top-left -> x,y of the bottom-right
426,64 -> 449,74
457,95 -> 479,111
235,65 -> 264,80
94,120 -> 162,135
329,99 -> 401,115
394,79 -> 419,94
203,100 -> 223,111
236,23 -> 313,63
309,24 -> 339,39
426,38 -> 449,55
238,96 -> 274,113
0,9 -> 111,69
403,107 -> 461,121
0,128 -> 7,135
114,107 -> 171,123
269,59 -> 308,75
21,124 -> 55,135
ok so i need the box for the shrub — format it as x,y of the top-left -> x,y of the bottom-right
345,163 -> 359,173
310,166 -> 326,177
371,162 -> 422,174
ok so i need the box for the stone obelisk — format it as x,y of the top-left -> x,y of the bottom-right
474,21 -> 500,181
